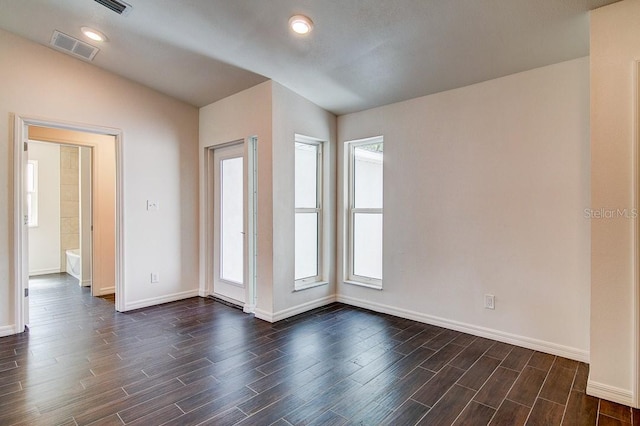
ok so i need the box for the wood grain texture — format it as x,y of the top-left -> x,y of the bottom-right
506,366 -> 548,407
416,385 -> 475,425
563,391 -> 598,426
527,398 -> 565,425
490,399 -> 530,426
474,367 -> 520,409
0,274 -> 636,426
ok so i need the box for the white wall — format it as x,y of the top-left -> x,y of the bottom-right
271,82 -> 337,317
199,81 -> 337,320
199,82 -> 274,317
27,142 -> 60,276
0,29 -> 199,333
590,0 -> 640,407
337,57 -> 591,361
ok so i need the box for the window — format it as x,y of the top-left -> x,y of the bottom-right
295,137 -> 323,289
27,160 -> 38,227
220,156 -> 244,284
346,137 -> 383,288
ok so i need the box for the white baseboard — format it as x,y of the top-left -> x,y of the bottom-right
81,279 -> 92,287
254,308 -> 273,322
243,304 -> 256,314
0,324 -> 18,337
28,268 -> 61,276
587,380 -> 634,407
337,295 -> 589,363
95,286 -> 115,296
253,295 -> 336,322
123,289 -> 200,312
272,295 -> 336,322
254,295 -> 337,323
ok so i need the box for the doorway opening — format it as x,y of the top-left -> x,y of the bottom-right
205,137 -> 257,313
27,141 -> 97,311
13,115 -> 123,333
27,142 -> 93,281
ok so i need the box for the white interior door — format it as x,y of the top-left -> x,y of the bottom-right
213,143 -> 246,305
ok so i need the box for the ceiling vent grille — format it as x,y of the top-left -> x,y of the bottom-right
93,0 -> 132,15
50,31 -> 99,61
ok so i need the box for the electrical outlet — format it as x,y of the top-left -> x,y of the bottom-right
147,200 -> 159,211
150,273 -> 159,283
484,294 -> 495,310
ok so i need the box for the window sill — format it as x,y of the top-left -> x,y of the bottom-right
294,280 -> 329,292
344,280 -> 382,290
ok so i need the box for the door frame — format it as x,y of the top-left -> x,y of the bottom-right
635,61 -> 640,409
204,137 -> 257,313
12,114 -> 124,333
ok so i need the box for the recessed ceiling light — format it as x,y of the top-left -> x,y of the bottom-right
289,15 -> 313,35
81,27 -> 108,42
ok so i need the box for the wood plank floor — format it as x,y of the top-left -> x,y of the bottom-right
0,273 -> 638,425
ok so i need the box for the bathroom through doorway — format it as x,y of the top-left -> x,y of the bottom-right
13,117 -> 120,332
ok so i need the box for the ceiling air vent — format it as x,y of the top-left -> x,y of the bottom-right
93,0 -> 132,15
50,31 -> 99,61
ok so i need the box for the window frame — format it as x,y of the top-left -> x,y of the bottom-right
294,135 -> 325,290
27,159 -> 38,228
346,136 -> 383,289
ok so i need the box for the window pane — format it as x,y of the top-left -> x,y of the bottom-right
220,157 -> 244,283
27,194 -> 32,225
353,213 -> 382,280
354,145 -> 383,208
295,142 -> 318,208
27,162 -> 35,193
295,212 -> 318,280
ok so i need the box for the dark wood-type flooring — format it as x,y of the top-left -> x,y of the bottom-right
0,273 -> 638,425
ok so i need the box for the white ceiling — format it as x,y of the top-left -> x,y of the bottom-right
0,0 -> 619,115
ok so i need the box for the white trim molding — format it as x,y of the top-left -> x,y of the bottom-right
294,135 -> 326,291
337,295 -> 589,363
243,303 -> 256,314
254,295 -> 336,323
253,308 -> 274,323
13,114 -> 28,336
344,136 -> 384,289
0,325 -> 18,338
28,268 -> 62,276
633,60 -> 640,409
123,290 -> 200,312
12,114 -> 125,334
587,380 -> 635,407
200,137 -> 259,316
